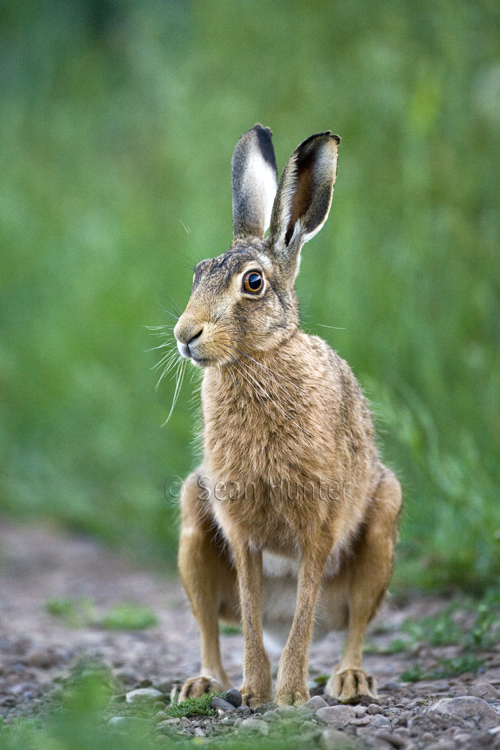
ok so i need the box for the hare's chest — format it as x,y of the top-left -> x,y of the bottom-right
203,398 -> 301,486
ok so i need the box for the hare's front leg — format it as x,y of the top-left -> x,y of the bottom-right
178,472 -> 237,700
229,540 -> 272,707
275,536 -> 334,707
326,468 -> 401,703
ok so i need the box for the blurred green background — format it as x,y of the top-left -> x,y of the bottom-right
1,0 -> 499,590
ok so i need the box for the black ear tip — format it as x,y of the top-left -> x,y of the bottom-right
331,134 -> 341,145
253,123 -> 273,136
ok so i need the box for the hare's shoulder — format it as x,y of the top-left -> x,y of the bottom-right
294,332 -> 361,389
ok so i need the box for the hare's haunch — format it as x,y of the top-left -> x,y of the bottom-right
173,125 -> 401,707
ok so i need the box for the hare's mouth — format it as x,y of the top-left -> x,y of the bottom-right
190,355 -> 211,368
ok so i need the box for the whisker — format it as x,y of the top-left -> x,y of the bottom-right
161,359 -> 187,426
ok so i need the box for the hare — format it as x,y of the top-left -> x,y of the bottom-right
173,125 -> 401,707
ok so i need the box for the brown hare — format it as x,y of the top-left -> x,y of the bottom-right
173,125 -> 401,707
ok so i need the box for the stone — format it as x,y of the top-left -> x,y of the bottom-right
151,711 -> 169,723
350,716 -> 371,726
27,649 -> 60,669
320,727 -> 359,749
276,705 -> 297,716
126,687 -> 164,704
368,703 -> 383,714
108,717 -> 149,729
393,727 -> 411,739
210,696 -> 236,712
428,697 -> 499,729
237,704 -> 252,716
156,718 -> 181,729
316,705 -> 357,728
240,717 -> 269,735
469,683 -> 500,700
298,695 -> 329,713
354,705 -> 368,717
371,715 -> 391,729
374,732 -> 406,749
261,710 -> 281,722
224,688 -> 242,708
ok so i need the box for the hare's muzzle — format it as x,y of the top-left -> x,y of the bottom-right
174,318 -> 205,363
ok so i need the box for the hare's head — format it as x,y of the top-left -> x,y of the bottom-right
174,125 -> 340,367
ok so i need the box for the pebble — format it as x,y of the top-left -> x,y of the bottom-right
276,705 -> 297,717
210,696 -> 236,712
371,714 -> 392,728
468,683 -> 499,700
237,705 -> 252,716
376,731 -> 406,749
27,650 -> 60,669
108,716 -> 149,729
428,696 -> 499,729
298,695 -> 329,713
368,703 -> 383,714
316,705 -> 356,727
125,687 -> 164,704
262,709 -> 281,722
320,727 -> 358,749
156,718 -> 181,728
240,717 -> 269,735
151,711 -> 169,723
224,688 -> 242,708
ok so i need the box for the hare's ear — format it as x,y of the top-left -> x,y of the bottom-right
232,124 -> 278,241
268,132 -> 340,280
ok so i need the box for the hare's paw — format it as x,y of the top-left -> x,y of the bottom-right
240,683 -> 272,709
275,685 -> 310,707
326,669 -> 377,704
178,675 -> 226,702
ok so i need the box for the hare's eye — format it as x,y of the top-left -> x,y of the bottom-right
243,271 -> 263,294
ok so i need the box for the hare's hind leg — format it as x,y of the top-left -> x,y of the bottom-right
178,471 -> 239,700
325,467 -> 402,703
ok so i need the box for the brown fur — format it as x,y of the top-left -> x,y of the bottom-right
173,125 -> 402,707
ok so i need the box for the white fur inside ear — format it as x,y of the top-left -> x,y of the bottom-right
242,149 -> 277,233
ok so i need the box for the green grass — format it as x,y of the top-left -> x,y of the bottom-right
165,691 -> 218,719
44,597 -> 158,630
391,586 -> 500,681
0,0 -> 499,591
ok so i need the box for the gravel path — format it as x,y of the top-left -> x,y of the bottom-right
1,520 -> 500,749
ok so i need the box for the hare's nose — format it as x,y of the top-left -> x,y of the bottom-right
173,319 -> 203,345
187,328 -> 203,345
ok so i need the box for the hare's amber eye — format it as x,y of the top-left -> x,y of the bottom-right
243,271 -> 263,294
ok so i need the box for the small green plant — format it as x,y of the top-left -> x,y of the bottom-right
400,663 -> 426,683
312,674 -> 331,687
219,623 -> 242,636
431,655 -> 483,679
166,690 -> 220,718
398,590 -> 499,682
45,597 -> 158,630
364,637 -> 411,655
100,604 -> 158,630
401,606 -> 462,647
45,597 -> 95,627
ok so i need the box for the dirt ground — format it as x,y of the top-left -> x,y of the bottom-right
1,519 -> 500,748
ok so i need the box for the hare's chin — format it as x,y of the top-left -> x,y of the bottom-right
190,356 -> 211,368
